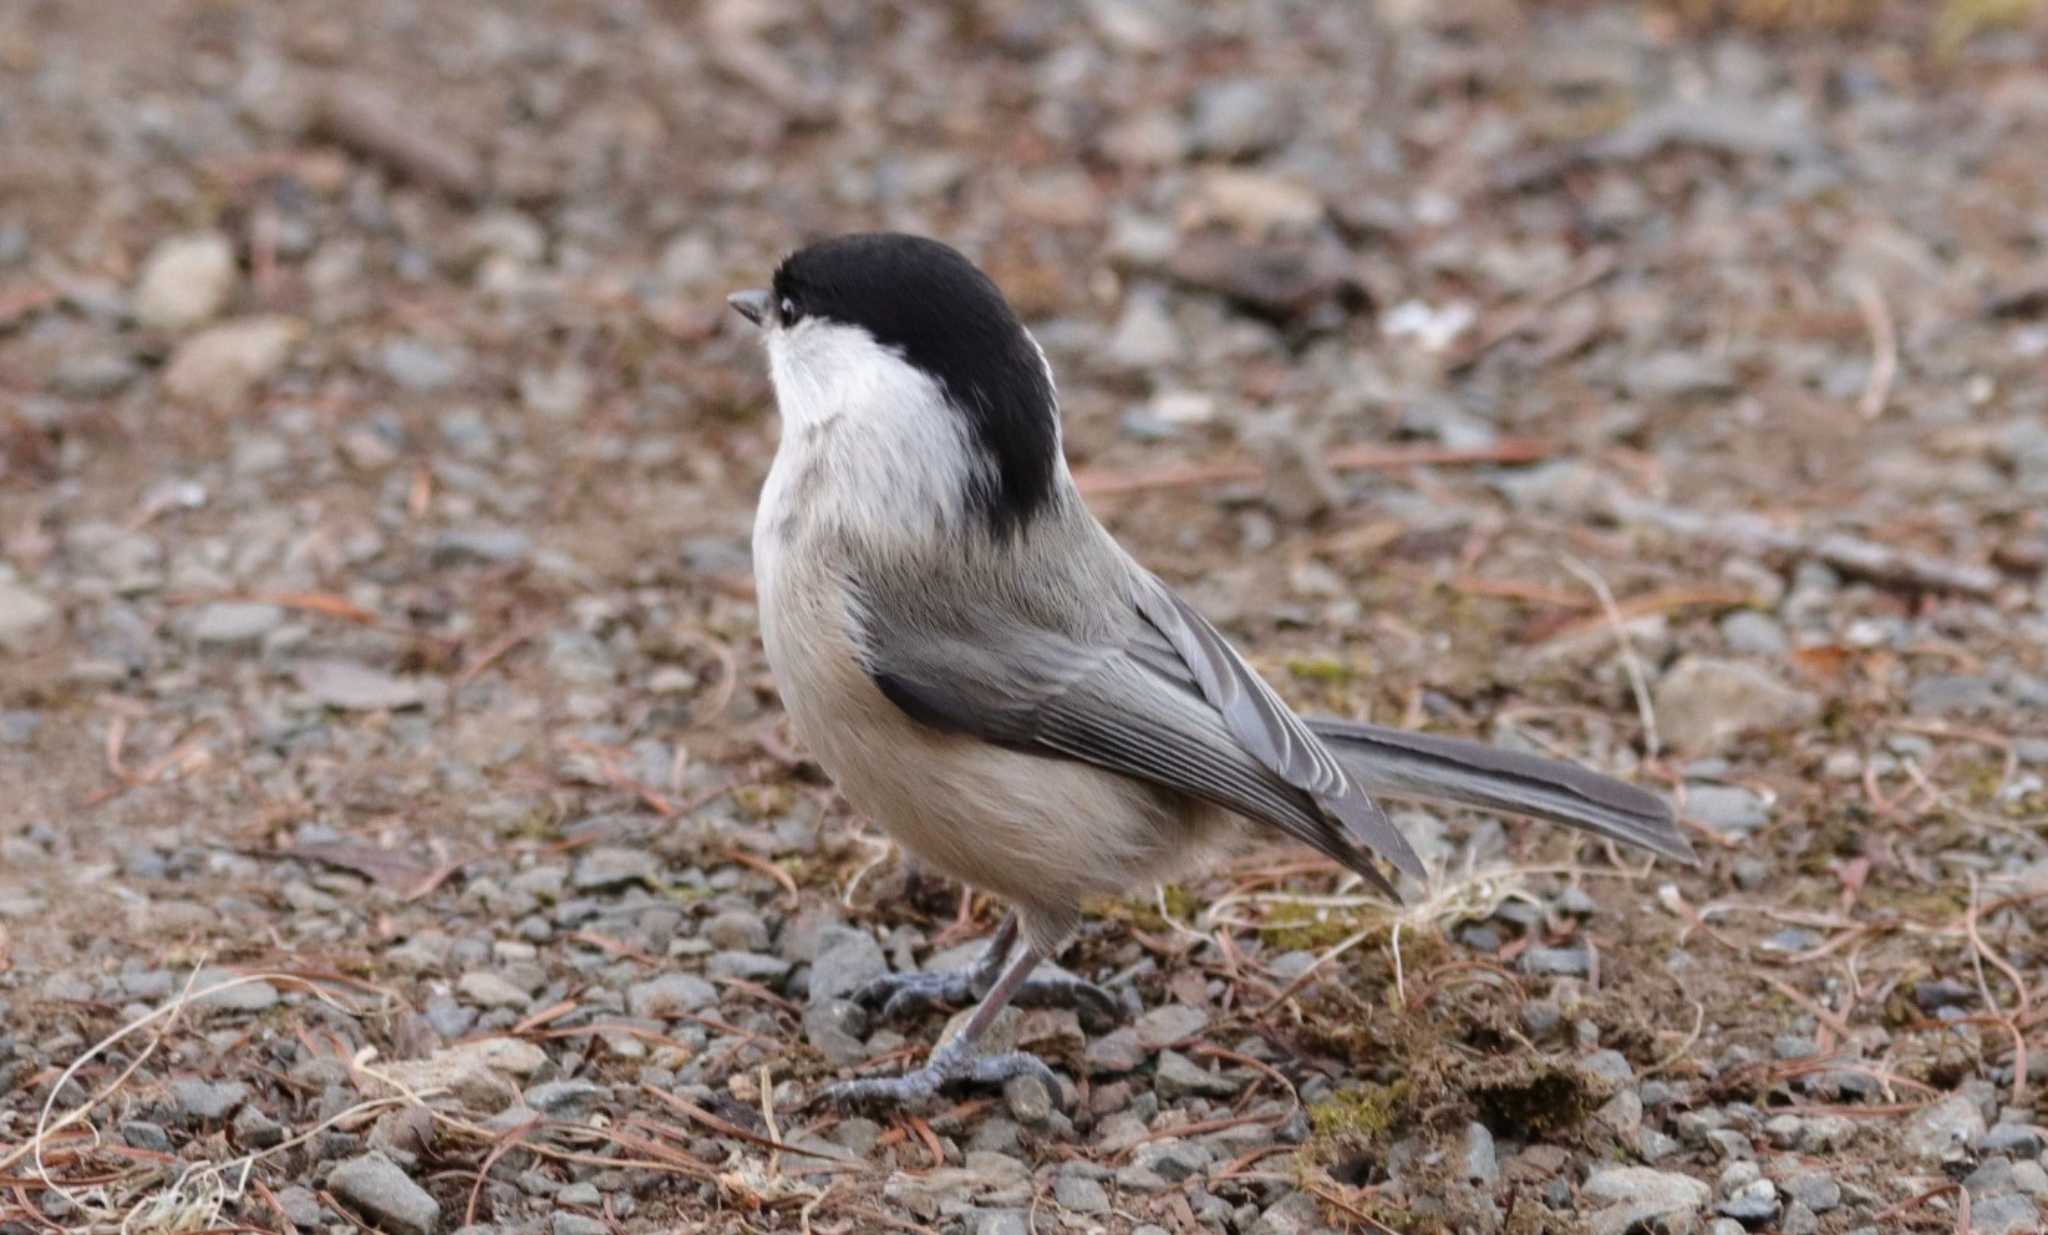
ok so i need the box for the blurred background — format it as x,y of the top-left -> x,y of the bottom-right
3,2 -> 2048,1232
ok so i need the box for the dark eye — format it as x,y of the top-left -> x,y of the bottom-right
779,296 -> 800,323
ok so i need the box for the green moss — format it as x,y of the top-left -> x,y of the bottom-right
1259,903 -> 1380,951
1285,655 -> 1357,685
1308,1079 -> 1413,1145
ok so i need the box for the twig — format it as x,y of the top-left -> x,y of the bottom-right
1852,275 -> 1897,420
1560,555 -> 1661,760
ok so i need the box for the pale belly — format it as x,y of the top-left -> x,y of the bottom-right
752,530 -> 1216,929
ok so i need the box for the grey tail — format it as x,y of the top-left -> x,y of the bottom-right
1306,718 -> 1697,866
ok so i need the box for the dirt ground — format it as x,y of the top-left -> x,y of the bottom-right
3,2 -> 2048,1233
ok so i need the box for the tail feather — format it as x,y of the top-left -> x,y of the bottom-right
1309,718 -> 1696,865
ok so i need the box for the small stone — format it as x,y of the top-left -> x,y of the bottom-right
1905,1093 -> 1987,1161
170,1077 -> 250,1123
1518,946 -> 1591,977
519,364 -> 591,419
1584,1167 -> 1711,1235
627,973 -> 717,1019
572,846 -> 660,892
1719,610 -> 1788,656
1104,289 -> 1183,371
1003,1074 -> 1053,1124
431,526 -> 533,566
163,316 -> 302,409
296,660 -> 425,711
552,1216 -> 607,1235
524,1080 -> 608,1120
1461,1121 -> 1498,1186
0,583 -> 58,650
134,232 -> 237,332
1133,1003 -> 1208,1050
274,1185 -> 326,1228
380,336 -> 468,392
1051,1171 -> 1109,1214
1248,1191 -> 1322,1235
1981,1124 -> 2045,1158
807,926 -> 888,1003
456,972 -> 531,1009
702,910 -> 771,951
232,1103 -> 286,1148
120,1120 -> 174,1152
1582,1049 -> 1633,1086
1154,1049 -> 1241,1100
184,602 -> 285,647
1783,1170 -> 1840,1212
1717,1177 -> 1778,1223
1188,77 -> 1295,159
1655,657 -> 1820,754
1520,1001 -> 1562,1037
51,350 -> 142,397
1973,1195 -> 2042,1235
1685,784 -> 1774,834
188,968 -> 280,1012
1086,1027 -> 1145,1075
327,1153 -> 440,1235
1910,674 -> 2002,716
1779,1203 -> 1820,1235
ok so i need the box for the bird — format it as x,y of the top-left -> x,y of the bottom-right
726,232 -> 1694,1111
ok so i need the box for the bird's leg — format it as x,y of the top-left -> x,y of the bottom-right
846,911 -> 1118,1028
820,942 -> 1066,1112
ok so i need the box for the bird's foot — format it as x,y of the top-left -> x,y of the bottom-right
817,1038 -> 1063,1114
849,969 -> 1121,1031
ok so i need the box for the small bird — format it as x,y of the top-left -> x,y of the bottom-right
728,233 -> 1693,1111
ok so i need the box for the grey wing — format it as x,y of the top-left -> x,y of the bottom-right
859,590 -> 1423,894
1129,574 -> 1425,880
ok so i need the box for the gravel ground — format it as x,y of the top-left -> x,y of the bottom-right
4,2 -> 2048,1233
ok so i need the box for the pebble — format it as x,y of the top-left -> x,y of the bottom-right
380,336 -> 469,391
625,973 -> 716,1018
431,527 -> 533,566
806,926 -> 888,1003
702,909 -> 771,951
1973,1195 -> 2043,1235
1980,1124 -> 2044,1158
1518,946 -> 1592,977
1086,1027 -> 1146,1074
1655,657 -> 1820,754
163,315 -> 303,409
170,1077 -> 251,1122
1904,1093 -> 1987,1161
0,583 -> 58,650
1189,77 -> 1294,159
274,1186 -> 326,1228
456,972 -> 532,1009
519,364 -> 591,419
1718,609 -> 1788,656
232,1103 -> 286,1147
1583,1167 -> 1710,1235
1051,1171 -> 1110,1214
1154,1049 -> 1242,1100
1003,1074 -> 1054,1124
134,232 -> 237,332
327,1153 -> 441,1235
1782,1170 -> 1840,1212
571,847 -> 660,891
1133,1002 -> 1208,1050
1104,288 -> 1184,371
1717,1177 -> 1779,1223
51,350 -> 142,397
1247,1191 -> 1323,1235
1684,784 -> 1774,834
120,1120 -> 173,1152
296,660 -> 425,711
1461,1121 -> 1498,1186
523,1079 -> 608,1120
552,1216 -> 608,1235
183,602 -> 285,647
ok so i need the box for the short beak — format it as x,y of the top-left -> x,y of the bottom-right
727,289 -> 772,327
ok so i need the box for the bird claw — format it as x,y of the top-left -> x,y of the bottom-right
848,969 -> 1122,1032
817,1042 -> 1064,1115
847,970 -> 974,1021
